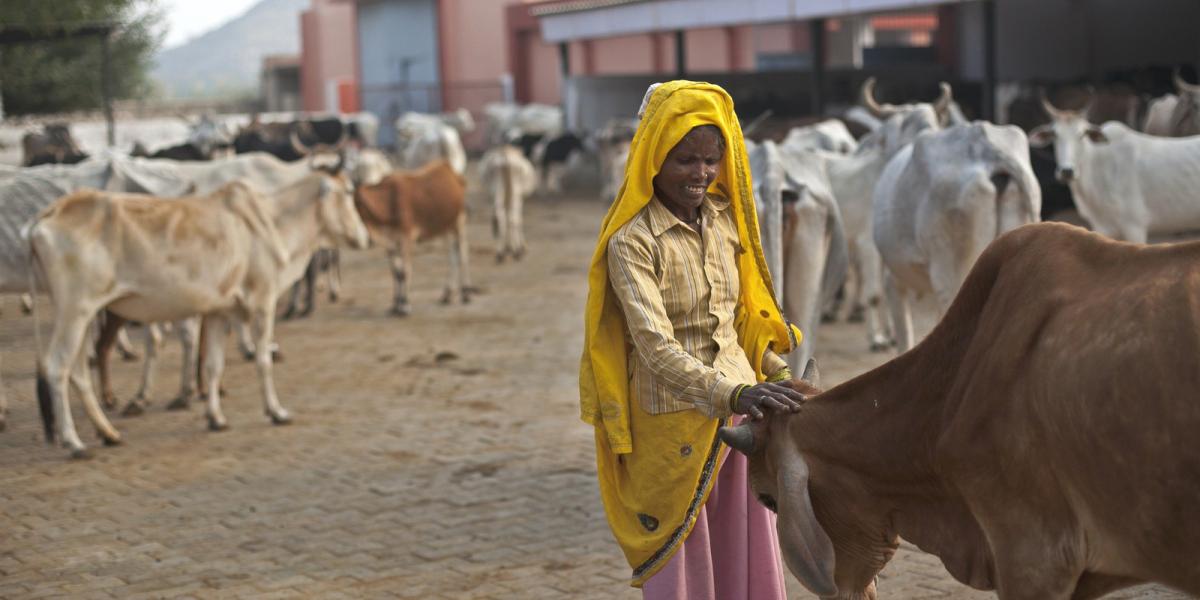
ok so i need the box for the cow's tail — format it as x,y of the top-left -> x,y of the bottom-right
502,150 -> 516,231
24,220 -> 55,443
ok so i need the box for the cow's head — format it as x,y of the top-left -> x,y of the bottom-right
314,165 -> 370,250
1172,69 -> 1200,136
719,361 -> 893,600
1028,89 -> 1109,184
861,77 -> 957,128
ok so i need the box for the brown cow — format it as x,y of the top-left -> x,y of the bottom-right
354,159 -> 471,315
720,222 -> 1200,599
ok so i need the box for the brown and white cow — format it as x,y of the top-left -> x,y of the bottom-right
353,159 -> 471,315
720,222 -> 1200,599
29,171 -> 369,458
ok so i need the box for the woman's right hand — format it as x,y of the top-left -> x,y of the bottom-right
734,382 -> 806,420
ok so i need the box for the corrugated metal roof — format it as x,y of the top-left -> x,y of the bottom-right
529,0 -> 650,17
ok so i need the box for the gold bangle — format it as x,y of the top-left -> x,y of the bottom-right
729,384 -> 747,414
766,368 -> 793,383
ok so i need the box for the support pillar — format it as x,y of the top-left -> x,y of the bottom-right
675,30 -> 686,78
809,18 -> 826,115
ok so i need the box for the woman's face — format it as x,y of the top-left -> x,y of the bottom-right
654,126 -> 724,213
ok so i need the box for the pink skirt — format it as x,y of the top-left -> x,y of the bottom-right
641,418 -> 788,600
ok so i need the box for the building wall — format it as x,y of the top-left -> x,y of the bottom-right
300,0 -> 357,113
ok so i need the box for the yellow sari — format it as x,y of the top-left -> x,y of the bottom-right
578,81 -> 800,585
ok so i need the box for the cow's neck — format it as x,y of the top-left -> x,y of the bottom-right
268,176 -> 326,266
792,347 -> 948,491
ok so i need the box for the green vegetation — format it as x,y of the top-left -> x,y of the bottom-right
0,0 -> 164,115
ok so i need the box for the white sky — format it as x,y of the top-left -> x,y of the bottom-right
160,0 -> 262,49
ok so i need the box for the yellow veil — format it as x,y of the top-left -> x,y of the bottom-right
578,81 -> 800,585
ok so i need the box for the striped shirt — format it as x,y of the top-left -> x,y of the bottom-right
607,193 -> 788,418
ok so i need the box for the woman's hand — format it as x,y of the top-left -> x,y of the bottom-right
734,382 -> 806,420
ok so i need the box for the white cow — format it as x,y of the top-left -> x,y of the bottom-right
873,122 -> 1041,351
820,99 -> 949,351
484,102 -> 563,144
1031,92 -> 1200,243
479,145 -> 537,262
780,119 -> 857,155
1142,70 -> 1200,137
28,171 -> 370,458
747,140 -> 848,371
394,113 -> 467,176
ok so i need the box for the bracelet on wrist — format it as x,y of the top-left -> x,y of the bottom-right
766,368 -> 793,383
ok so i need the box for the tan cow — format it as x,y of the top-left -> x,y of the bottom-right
354,159 -> 470,316
29,171 -> 369,459
479,145 -> 537,262
720,222 -> 1200,599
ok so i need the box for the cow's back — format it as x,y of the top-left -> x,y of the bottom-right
358,161 -> 464,243
938,222 -> 1200,584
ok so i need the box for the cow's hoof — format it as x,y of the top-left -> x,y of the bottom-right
101,393 -> 118,411
272,350 -> 284,363
119,351 -> 140,363
0,418 -> 7,433
69,447 -> 93,460
101,434 -> 122,447
281,308 -> 297,321
207,416 -> 229,432
391,305 -> 411,317
439,292 -> 453,305
513,249 -> 526,261
329,292 -> 339,303
847,307 -> 866,323
820,312 -> 838,325
268,411 -> 292,426
495,253 -> 506,264
166,395 -> 191,411
868,342 -> 890,353
241,351 -> 255,362
121,401 -> 147,418
461,293 -> 471,305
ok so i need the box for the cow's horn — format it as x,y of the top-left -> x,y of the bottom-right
290,130 -> 311,156
861,77 -> 892,118
718,424 -> 756,455
1039,89 -> 1062,118
1081,86 -> 1096,117
1174,68 -> 1200,94
933,81 -> 953,117
800,359 -> 820,388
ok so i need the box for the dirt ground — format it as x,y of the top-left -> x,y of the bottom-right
0,184 -> 1187,599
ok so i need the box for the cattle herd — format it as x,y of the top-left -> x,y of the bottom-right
4,75 -> 1200,598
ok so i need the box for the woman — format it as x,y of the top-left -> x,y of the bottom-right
579,81 -> 807,599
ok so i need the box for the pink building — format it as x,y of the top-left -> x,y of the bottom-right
300,0 -> 358,113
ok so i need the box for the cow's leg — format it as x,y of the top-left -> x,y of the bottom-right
93,310 -> 127,410
20,293 -> 33,315
166,318 -> 200,411
202,315 -> 230,431
783,207 -> 828,373
299,255 -> 317,317
456,213 -> 472,303
883,271 -> 914,353
69,349 -> 121,447
493,187 -> 509,263
510,191 -> 526,260
115,325 -> 139,361
282,266 -> 307,320
250,307 -> 290,425
124,322 -> 163,416
859,240 -> 892,351
388,247 -> 411,316
231,318 -> 279,361
326,249 -> 341,302
43,311 -> 96,457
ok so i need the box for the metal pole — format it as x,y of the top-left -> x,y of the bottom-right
101,30 -> 115,147
675,30 -> 686,78
809,18 -> 826,115
982,0 -> 997,121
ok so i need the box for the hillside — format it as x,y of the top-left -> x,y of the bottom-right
152,0 -> 310,98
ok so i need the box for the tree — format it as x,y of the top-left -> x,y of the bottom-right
0,0 -> 164,116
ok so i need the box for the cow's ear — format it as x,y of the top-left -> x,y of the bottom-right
1084,126 -> 1109,144
718,423 -> 755,455
1027,125 -> 1055,148
775,445 -> 838,597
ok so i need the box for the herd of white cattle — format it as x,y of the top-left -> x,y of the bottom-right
4,72 -> 1200,460
746,75 -> 1200,377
